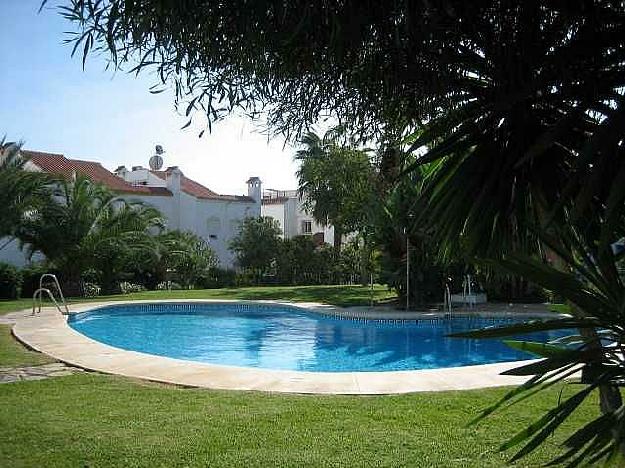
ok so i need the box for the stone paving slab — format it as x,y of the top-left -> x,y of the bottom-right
0,362 -> 84,383
10,300 -> 566,394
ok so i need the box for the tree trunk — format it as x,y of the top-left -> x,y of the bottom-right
333,225 -> 342,253
360,238 -> 369,286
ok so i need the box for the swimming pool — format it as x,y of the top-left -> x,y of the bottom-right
68,302 -> 562,372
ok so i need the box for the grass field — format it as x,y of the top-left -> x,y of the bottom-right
0,285 -> 609,467
0,373 -> 601,467
0,284 -> 396,316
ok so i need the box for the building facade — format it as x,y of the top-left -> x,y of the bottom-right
261,189 -> 335,246
0,149 -> 261,269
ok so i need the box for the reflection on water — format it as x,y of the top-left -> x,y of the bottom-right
69,304 -> 563,372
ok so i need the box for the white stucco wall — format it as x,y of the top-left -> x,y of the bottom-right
0,238 -> 29,267
261,203 -> 286,236
131,193 -> 259,268
261,196 -> 335,245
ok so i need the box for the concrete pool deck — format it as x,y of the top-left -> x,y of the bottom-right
8,300 -> 561,394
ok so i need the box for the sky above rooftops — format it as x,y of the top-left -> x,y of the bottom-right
0,1 -> 300,196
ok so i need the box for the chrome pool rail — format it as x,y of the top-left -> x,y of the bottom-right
32,274 -> 69,315
443,283 -> 453,317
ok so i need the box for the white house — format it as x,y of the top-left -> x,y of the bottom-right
0,149 -> 261,268
261,189 -> 336,246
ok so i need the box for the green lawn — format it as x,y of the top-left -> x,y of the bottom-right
0,284 -> 396,316
0,373 -> 601,467
0,285 -> 611,466
0,324 -> 54,367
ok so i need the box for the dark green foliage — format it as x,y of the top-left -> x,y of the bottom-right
16,175 -> 165,294
54,2 -> 625,147
125,230 -> 219,290
0,140 -> 51,241
275,235 -> 320,284
158,231 -> 218,289
0,262 -> 22,300
275,236 -> 366,285
296,129 -> 374,250
197,267 -> 237,289
229,217 -> 282,278
479,269 -> 546,303
230,222 -> 373,287
371,159 -> 451,306
18,263 -> 50,298
452,212 -> 625,465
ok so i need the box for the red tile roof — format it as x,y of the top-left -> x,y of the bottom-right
21,150 -> 255,202
22,150 -> 172,196
151,169 -> 255,202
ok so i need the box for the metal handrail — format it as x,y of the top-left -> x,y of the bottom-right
32,288 -> 65,315
462,274 -> 474,309
443,283 -> 452,317
32,274 -> 70,315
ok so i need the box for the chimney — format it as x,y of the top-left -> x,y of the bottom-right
246,176 -> 262,203
114,165 -> 128,180
166,166 -> 183,193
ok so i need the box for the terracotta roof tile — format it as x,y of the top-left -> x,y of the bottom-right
151,169 -> 255,202
21,149 -> 253,202
22,150 -> 172,196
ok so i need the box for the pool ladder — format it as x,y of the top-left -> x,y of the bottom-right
32,274 -> 70,315
443,283 -> 452,317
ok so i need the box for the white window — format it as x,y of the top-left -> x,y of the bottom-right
301,220 -> 312,235
230,219 -> 241,234
206,216 -> 221,239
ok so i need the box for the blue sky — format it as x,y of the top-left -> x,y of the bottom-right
0,0 -> 298,195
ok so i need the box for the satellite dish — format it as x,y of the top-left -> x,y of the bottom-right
149,145 -> 165,170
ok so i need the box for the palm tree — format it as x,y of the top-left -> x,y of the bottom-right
17,175 -> 165,294
407,29 -> 625,467
0,139 -> 51,248
453,205 -> 625,464
296,128 -> 373,253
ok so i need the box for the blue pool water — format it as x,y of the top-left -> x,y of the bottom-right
68,303 -> 562,372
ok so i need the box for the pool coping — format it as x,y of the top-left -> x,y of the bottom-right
11,299 -> 561,394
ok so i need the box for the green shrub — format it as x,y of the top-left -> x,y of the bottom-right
235,269 -> 259,287
198,268 -> 237,288
156,281 -> 184,291
120,282 -> 146,294
0,262 -> 22,299
19,263 -> 49,298
83,282 -> 101,298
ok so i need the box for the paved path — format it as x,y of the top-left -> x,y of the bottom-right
0,362 -> 84,384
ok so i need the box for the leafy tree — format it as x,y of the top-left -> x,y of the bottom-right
0,140 -> 51,248
229,217 -> 282,280
296,128 -> 373,252
158,231 -> 218,289
371,155 -> 451,307
17,175 -> 164,294
275,235 -> 318,285
52,2 -> 624,144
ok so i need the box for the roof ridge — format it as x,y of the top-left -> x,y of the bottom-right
70,158 -> 103,165
21,149 -> 66,158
